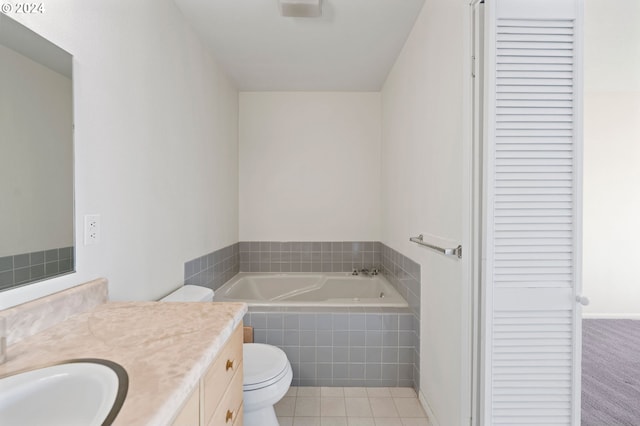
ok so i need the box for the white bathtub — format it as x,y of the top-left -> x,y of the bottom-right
215,273 -> 408,308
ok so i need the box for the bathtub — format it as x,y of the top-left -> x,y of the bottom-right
215,272 -> 408,308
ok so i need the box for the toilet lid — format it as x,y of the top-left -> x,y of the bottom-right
243,344 -> 289,390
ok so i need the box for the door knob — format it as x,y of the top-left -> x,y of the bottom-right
576,295 -> 590,306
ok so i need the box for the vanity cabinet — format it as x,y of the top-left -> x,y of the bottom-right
172,323 -> 243,426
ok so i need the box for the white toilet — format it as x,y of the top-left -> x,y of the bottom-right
161,285 -> 292,426
242,343 -> 293,425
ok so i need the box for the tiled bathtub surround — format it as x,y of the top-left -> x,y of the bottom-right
239,241 -> 382,273
0,246 -> 74,291
380,243 -> 421,391
237,240 -> 422,389
237,242 -> 419,316
191,241 -> 421,389
184,243 -> 239,291
380,245 -> 420,318
244,307 -> 416,389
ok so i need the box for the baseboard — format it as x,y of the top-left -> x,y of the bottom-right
418,389 -> 440,426
583,313 -> 640,320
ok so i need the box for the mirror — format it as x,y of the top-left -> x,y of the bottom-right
0,13 -> 74,291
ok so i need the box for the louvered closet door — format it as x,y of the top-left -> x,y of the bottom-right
483,1 -> 583,425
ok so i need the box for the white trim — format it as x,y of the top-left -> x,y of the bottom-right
419,389 -> 440,426
461,1 -> 476,426
480,1 -> 496,424
583,313 -> 640,320
571,2 -> 585,424
468,1 -> 484,426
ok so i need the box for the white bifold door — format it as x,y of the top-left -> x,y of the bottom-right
481,0 -> 584,425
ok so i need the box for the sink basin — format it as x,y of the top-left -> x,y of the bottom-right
0,359 -> 128,426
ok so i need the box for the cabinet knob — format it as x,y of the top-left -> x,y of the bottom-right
226,359 -> 234,371
225,409 -> 234,423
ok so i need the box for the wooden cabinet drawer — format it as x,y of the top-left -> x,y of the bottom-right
207,364 -> 243,426
171,384 -> 200,426
202,324 -> 243,424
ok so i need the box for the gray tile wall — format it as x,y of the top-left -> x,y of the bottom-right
244,307 -> 416,389
184,243 -> 239,291
240,241 -> 420,387
380,243 -> 421,390
189,240 -> 422,390
239,241 -> 381,273
0,247 -> 74,291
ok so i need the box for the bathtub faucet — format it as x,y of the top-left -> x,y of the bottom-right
353,268 -> 379,276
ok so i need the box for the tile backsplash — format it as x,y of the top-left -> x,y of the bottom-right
239,241 -> 381,273
0,246 -> 74,291
184,243 -> 239,291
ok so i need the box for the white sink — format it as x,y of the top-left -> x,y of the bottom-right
0,359 -> 128,426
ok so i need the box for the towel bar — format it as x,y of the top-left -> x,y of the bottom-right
409,234 -> 462,259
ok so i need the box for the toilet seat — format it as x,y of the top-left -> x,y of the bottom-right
243,343 -> 290,391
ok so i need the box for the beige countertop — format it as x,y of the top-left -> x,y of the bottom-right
0,301 -> 247,425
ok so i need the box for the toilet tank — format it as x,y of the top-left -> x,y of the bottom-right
160,285 -> 214,302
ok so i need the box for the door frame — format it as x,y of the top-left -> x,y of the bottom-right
463,1 -> 483,426
467,2 -> 484,425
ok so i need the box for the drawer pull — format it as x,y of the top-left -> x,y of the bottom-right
225,409 -> 234,423
226,359 -> 234,371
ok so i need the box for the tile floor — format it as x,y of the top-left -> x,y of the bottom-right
275,387 -> 431,426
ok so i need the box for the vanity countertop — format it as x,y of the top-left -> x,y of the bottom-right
0,300 -> 247,425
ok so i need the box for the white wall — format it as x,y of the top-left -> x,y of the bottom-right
1,0 -> 238,309
583,0 -> 640,316
239,92 -> 381,241
0,45 -> 73,256
381,1 -> 469,425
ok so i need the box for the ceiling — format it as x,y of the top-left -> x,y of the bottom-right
173,0 -> 425,91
